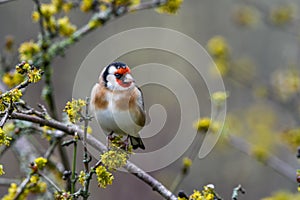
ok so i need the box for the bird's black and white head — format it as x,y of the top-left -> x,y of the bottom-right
100,62 -> 135,91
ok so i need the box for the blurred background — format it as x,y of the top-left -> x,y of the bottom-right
0,0 -> 300,199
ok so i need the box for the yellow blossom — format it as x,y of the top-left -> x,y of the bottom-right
193,117 -> 211,132
63,99 -> 86,123
95,165 -> 114,188
156,0 -> 183,14
80,0 -> 93,12
88,19 -> 102,29
32,11 -> 40,22
16,62 -> 31,74
18,40 -> 40,61
57,16 -> 77,37
28,68 -> 43,83
207,36 -> 229,58
0,128 -> 12,146
30,175 -> 40,184
43,16 -> 57,33
62,2 -> 73,13
34,157 -> 48,170
2,71 -> 24,88
52,0 -> 63,10
78,171 -> 86,186
182,157 -> 192,168
189,190 -> 202,200
40,3 -> 57,18
101,147 -> 128,170
0,164 -> 5,176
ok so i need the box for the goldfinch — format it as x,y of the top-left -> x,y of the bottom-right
90,62 -> 146,150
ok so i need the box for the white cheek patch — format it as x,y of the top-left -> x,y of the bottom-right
108,66 -> 117,74
107,74 -> 116,86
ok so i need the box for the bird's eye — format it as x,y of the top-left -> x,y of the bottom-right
115,73 -> 122,79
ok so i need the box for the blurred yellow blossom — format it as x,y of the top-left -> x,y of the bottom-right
62,2 -> 73,13
18,40 -> 40,61
32,11 -> 40,22
281,128 -> 300,150
57,16 -> 77,37
233,5 -> 259,27
207,36 -> 229,58
40,3 -> 57,18
2,71 -> 24,88
80,0 -> 93,12
88,19 -> 102,29
270,4 -> 297,25
156,0 -> 183,14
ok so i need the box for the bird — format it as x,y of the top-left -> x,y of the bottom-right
90,62 -> 146,150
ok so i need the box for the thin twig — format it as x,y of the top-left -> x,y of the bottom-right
228,135 -> 296,181
13,175 -> 31,200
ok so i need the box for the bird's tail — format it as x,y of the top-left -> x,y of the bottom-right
130,136 -> 145,150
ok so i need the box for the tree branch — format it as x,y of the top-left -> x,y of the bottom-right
10,112 -> 177,200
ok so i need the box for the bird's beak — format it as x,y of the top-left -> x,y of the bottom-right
123,73 -> 134,83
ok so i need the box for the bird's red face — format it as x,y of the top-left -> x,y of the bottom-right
101,62 -> 135,91
114,66 -> 133,88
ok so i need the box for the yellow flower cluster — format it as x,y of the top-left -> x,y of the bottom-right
0,128 -> 12,146
2,71 -> 24,88
2,88 -> 22,103
95,165 -> 114,188
207,36 -> 230,76
78,170 -> 86,186
41,3 -> 57,19
80,0 -> 93,12
32,1 -> 76,35
18,40 -> 40,61
178,185 -> 215,200
57,16 -> 77,37
101,147 -> 128,170
2,176 -> 47,200
15,62 -> 43,83
270,4 -> 297,26
34,157 -> 48,170
63,99 -> 86,123
156,0 -> 183,14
